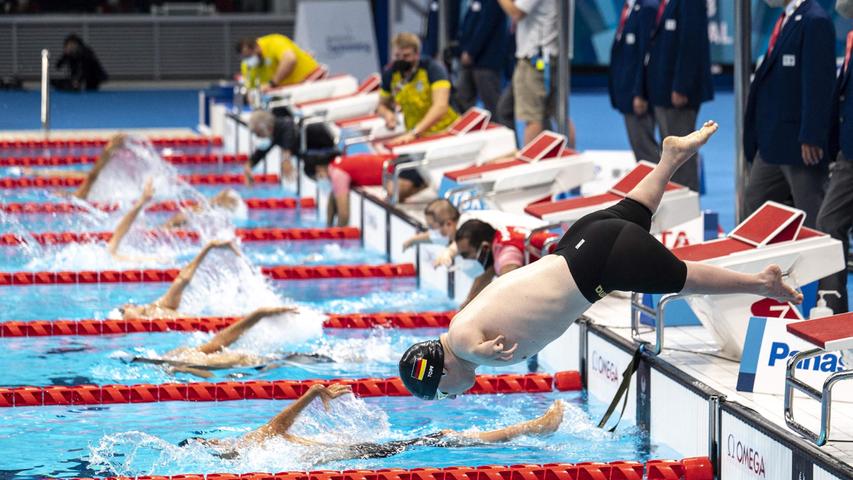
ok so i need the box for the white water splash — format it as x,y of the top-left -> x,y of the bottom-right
86,396 -> 390,476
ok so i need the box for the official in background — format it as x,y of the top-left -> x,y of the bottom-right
455,0 -> 510,116
609,0 -> 658,163
644,0 -> 714,191
816,0 -> 853,314
237,34 -> 321,92
498,0 -> 558,145
53,34 -> 108,91
743,0 -> 835,228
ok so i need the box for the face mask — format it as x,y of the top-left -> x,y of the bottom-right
316,178 -> 332,195
255,137 -> 272,150
391,59 -> 414,74
454,258 -> 484,278
475,243 -> 493,268
428,228 -> 448,244
763,0 -> 787,7
243,55 -> 260,69
837,0 -> 853,18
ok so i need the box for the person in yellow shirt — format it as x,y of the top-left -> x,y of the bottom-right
379,33 -> 459,146
237,34 -> 321,91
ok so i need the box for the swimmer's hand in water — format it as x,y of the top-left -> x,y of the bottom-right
472,335 -> 518,362
310,383 -> 353,411
206,239 -> 242,256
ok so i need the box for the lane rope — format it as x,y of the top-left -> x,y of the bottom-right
0,197 -> 317,214
0,153 -> 247,167
0,136 -> 222,150
0,173 -> 280,188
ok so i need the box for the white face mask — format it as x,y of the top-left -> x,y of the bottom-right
428,228 -> 448,244
255,137 -> 272,150
837,0 -> 853,18
453,258 -> 484,278
763,0 -> 788,7
243,55 -> 261,69
316,178 -> 333,195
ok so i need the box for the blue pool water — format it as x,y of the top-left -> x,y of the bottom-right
0,278 -> 454,321
0,328 -> 458,387
0,184 -> 292,203
0,393 -> 679,479
0,239 -> 385,271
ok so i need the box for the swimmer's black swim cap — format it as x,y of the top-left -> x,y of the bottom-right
398,339 -> 444,400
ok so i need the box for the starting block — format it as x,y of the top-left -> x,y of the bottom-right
339,108 -> 517,203
291,74 -> 382,123
266,73 -> 359,106
784,313 -> 853,445
631,201 -> 845,358
523,161 -> 700,234
441,131 -> 595,214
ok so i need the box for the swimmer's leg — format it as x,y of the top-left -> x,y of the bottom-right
197,306 -> 297,354
107,178 -> 154,259
153,240 -> 239,310
627,121 -> 718,212
334,192 -> 350,227
463,400 -> 564,443
681,262 -> 802,304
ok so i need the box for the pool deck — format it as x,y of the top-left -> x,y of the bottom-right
585,295 -> 853,469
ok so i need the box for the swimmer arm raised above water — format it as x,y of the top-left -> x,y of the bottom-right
74,133 -> 127,200
120,239 -> 241,319
107,178 -> 156,262
161,189 -> 242,229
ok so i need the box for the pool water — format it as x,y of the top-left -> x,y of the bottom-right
0,278 -> 454,321
0,393 -> 680,479
0,239 -> 386,271
0,141 -> 682,480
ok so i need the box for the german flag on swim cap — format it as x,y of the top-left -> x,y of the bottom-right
398,339 -> 444,400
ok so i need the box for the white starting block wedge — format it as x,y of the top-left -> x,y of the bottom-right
337,108 -> 516,204
441,131 -> 595,214
785,313 -> 853,446
631,201 -> 845,358
523,160 -> 699,233
266,74 -> 359,107
292,74 -> 382,122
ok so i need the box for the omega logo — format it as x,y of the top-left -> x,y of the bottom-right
726,433 -> 766,477
591,350 -> 619,383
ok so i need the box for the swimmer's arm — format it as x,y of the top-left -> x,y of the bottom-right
107,179 -> 154,259
248,384 -> 348,440
459,266 -> 495,309
23,168 -> 89,179
198,306 -> 297,354
154,240 -> 236,310
377,94 -> 397,124
161,211 -> 188,229
74,141 -> 116,199
458,332 -> 518,363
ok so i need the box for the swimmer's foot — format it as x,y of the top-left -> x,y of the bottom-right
660,121 -> 718,171
757,264 -> 803,305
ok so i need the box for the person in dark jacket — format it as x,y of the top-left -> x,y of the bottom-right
743,0 -> 835,228
815,0 -> 853,314
609,0 -> 659,163
455,0 -> 510,115
52,34 -> 108,91
643,0 -> 714,191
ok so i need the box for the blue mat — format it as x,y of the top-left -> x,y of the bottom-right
0,89 -> 199,131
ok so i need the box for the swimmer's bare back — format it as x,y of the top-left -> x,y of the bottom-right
447,255 -> 589,366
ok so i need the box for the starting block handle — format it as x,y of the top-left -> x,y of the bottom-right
382,157 -> 429,205
629,293 -> 682,356
784,348 -> 853,446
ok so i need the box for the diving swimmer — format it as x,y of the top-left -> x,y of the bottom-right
128,306 -> 331,378
117,238 -> 241,320
399,121 -> 804,400
181,383 -> 564,460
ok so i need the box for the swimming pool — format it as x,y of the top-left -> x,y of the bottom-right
0,392 -> 680,479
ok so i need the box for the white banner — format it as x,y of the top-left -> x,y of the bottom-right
737,315 -> 851,400
294,0 -> 380,81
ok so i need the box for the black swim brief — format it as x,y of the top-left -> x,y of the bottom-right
553,197 -> 688,303
347,431 -> 473,459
